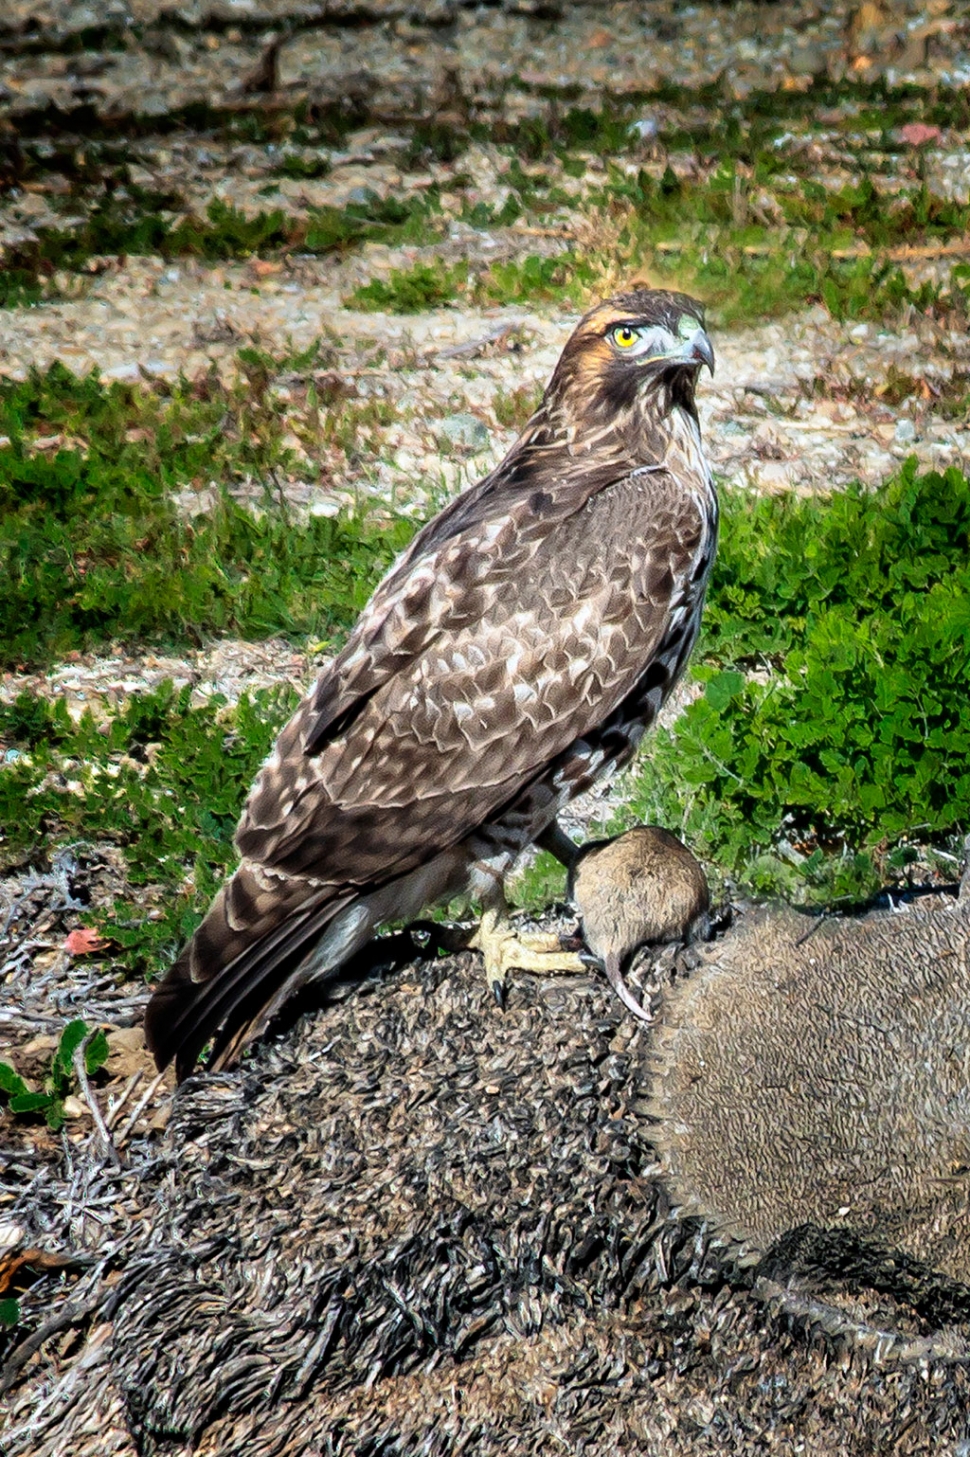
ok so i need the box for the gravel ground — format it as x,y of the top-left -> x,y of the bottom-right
0,261 -> 967,520
1,0 -> 967,120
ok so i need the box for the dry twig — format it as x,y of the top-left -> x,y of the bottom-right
114,1070 -> 168,1148
71,1035 -> 120,1170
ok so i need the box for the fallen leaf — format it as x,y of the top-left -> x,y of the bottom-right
900,122 -> 942,146
104,1026 -> 154,1080
64,928 -> 109,955
0,1248 -> 82,1297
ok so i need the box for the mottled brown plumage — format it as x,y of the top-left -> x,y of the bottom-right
145,288 -> 717,1080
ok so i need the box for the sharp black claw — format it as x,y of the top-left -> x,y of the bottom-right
492,981 -> 507,1009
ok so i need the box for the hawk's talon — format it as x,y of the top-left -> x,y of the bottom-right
469,904 -> 589,1007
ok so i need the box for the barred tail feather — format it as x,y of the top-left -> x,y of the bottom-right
145,888 -> 361,1082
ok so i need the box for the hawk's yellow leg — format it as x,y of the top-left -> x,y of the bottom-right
460,824 -> 586,1004
469,899 -> 587,1006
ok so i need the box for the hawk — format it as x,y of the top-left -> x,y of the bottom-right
145,288 -> 717,1081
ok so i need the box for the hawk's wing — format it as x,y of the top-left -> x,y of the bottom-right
146,459 -> 705,1076
301,440 -> 622,756
238,459 -> 701,882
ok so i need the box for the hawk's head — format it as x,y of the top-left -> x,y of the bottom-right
544,287 -> 714,446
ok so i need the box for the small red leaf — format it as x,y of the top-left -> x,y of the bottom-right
64,929 -> 108,956
900,122 -> 942,147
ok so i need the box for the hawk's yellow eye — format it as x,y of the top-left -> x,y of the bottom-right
611,325 -> 638,349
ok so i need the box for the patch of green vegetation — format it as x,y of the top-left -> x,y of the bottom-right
663,246 -> 947,329
477,252 -> 597,307
320,395 -> 399,464
306,189 -> 442,252
0,188 -> 443,306
348,246 -> 600,317
595,165 -> 970,326
348,261 -> 468,313
499,158 -> 573,216
276,151 -> 332,180
0,359 -> 413,667
509,850 -> 570,914
0,1018 -> 108,1131
329,150 -> 970,329
492,382 -> 544,430
460,194 -> 522,231
621,460 -> 970,901
778,177 -> 970,248
0,683 -> 296,976
404,119 -> 470,168
495,103 -> 636,161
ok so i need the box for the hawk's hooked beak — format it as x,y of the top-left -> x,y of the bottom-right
684,328 -> 715,376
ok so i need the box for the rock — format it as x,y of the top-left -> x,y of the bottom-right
629,117 -> 659,142
437,412 -> 490,453
346,186 -> 381,210
752,460 -> 795,491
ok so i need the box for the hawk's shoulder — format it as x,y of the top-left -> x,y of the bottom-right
302,427 -> 632,757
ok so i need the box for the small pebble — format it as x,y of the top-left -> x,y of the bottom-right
438,413 -> 491,454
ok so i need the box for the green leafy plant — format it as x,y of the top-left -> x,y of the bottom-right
348,261 -> 467,313
0,1019 -> 109,1131
621,460 -> 970,900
